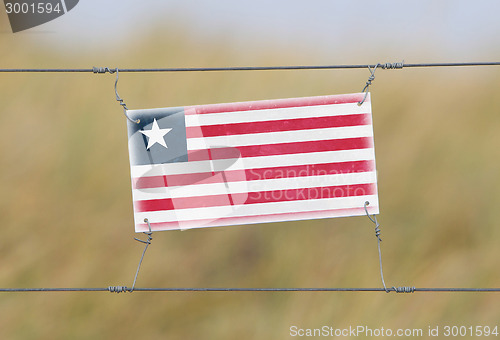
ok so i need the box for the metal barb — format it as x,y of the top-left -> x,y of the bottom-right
92,66 -> 114,74
108,286 -> 129,293
379,61 -> 405,70
392,286 -> 415,293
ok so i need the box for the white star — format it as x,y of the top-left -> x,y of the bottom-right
140,118 -> 172,150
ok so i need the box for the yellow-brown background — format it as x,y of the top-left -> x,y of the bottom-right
1,7 -> 500,339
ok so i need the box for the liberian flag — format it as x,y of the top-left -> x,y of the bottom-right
126,93 -> 379,232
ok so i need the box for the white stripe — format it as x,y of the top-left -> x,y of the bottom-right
139,205 -> 379,231
186,125 -> 373,150
132,171 -> 377,201
202,209 -> 368,229
185,102 -> 369,127
202,205 -> 378,229
134,194 -> 379,224
186,114 -> 216,173
130,148 -> 376,178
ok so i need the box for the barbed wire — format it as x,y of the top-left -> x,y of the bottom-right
1,60 -> 499,294
0,61 -> 499,73
1,287 -> 499,293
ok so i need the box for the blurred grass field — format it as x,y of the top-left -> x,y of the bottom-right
1,17 -> 500,340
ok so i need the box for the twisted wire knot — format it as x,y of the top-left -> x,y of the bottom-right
358,61 -> 404,105
374,221 -> 382,242
358,64 -> 378,105
363,73 -> 375,91
92,67 -> 116,74
364,201 -> 382,242
380,61 -> 404,69
392,286 -> 415,293
108,286 -> 129,293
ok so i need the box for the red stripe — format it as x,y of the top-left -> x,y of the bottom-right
188,137 -> 373,161
134,183 -> 376,212
184,93 -> 366,115
135,206 -> 379,232
185,113 -> 371,138
133,160 -> 375,189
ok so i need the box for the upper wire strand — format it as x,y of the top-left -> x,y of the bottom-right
2,61 -> 498,73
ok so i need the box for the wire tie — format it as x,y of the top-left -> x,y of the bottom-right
113,68 -> 140,124
357,64 -> 378,106
364,201 -> 415,294
108,219 -> 153,294
129,218 -> 154,293
357,61 -> 404,106
93,66 -> 139,124
364,201 -> 389,292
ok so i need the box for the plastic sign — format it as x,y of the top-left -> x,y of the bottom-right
126,93 -> 379,232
